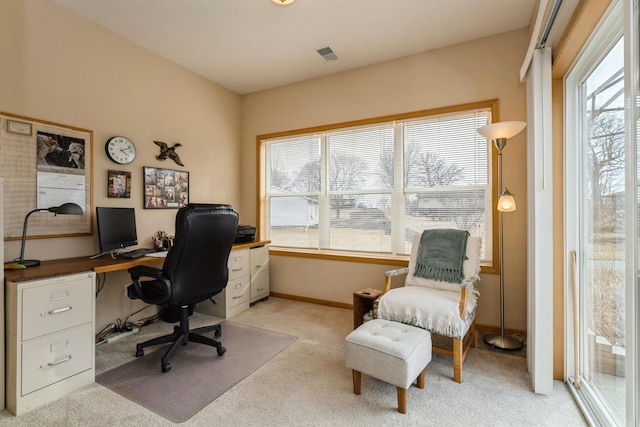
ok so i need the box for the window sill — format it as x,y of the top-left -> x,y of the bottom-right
267,246 -> 496,273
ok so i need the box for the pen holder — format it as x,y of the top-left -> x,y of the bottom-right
152,231 -> 173,250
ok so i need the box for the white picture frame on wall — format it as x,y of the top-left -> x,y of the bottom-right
7,119 -> 32,136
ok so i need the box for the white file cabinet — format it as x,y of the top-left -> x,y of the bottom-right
196,243 -> 270,318
250,245 -> 270,303
197,248 -> 251,318
5,272 -> 96,415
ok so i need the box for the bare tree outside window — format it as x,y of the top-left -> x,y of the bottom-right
270,149 -> 291,190
291,156 -> 322,193
290,152 -> 368,219
587,112 -> 625,233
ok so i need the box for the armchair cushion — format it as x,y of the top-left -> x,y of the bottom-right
377,286 -> 477,339
406,235 -> 481,293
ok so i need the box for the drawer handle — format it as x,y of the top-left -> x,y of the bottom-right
232,268 -> 244,272
42,355 -> 72,368
47,306 -> 73,315
256,264 -> 265,268
232,294 -> 245,300
257,287 -> 265,291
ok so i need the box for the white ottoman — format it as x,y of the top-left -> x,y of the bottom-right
345,319 -> 432,414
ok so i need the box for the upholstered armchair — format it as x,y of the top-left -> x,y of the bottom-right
376,230 -> 481,383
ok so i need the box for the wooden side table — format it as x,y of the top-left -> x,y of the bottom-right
353,288 -> 382,329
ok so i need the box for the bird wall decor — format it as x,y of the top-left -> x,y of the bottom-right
154,141 -> 184,166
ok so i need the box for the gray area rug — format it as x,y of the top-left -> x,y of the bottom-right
95,320 -> 297,423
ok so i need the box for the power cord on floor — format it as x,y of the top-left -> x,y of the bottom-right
94,304 -> 160,344
95,317 -> 140,344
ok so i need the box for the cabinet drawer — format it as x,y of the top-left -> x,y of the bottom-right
251,271 -> 269,299
228,249 -> 249,281
21,323 -> 93,396
226,276 -> 250,307
22,275 -> 93,341
250,246 -> 269,281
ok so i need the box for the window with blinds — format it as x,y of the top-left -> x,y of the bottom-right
261,103 -> 494,263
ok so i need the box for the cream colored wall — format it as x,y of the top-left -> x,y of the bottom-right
0,0 -> 243,330
242,29 -> 530,331
0,1 -> 531,332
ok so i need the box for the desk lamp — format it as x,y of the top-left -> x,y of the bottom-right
477,121 -> 526,350
8,202 -> 83,268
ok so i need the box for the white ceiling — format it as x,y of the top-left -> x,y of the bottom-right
53,0 -> 537,95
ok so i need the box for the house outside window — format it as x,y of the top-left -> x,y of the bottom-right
259,100 -> 498,266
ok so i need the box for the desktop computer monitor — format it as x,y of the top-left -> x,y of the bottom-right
96,207 -> 138,253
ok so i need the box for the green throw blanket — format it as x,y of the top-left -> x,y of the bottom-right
414,229 -> 469,283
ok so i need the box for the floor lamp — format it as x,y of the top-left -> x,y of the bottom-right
477,121 -> 526,350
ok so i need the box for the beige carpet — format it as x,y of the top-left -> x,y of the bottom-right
96,321 -> 296,423
0,297 -> 586,426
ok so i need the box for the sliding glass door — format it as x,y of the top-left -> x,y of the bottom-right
566,1 -> 639,425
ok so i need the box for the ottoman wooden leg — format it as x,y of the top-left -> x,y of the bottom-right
352,370 -> 361,395
397,387 -> 407,414
417,367 -> 426,389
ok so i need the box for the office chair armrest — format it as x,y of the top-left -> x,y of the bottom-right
127,265 -> 171,302
382,267 -> 409,294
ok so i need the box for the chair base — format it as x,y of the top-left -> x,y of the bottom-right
135,305 -> 225,372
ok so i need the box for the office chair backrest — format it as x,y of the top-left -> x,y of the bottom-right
163,203 -> 239,306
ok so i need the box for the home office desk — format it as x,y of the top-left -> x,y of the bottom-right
3,239 -> 269,415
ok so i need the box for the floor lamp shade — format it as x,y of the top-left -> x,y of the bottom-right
10,202 -> 84,268
477,121 -> 526,351
477,121 -> 527,141
497,188 -> 516,212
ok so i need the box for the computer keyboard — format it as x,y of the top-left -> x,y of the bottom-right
117,248 -> 156,259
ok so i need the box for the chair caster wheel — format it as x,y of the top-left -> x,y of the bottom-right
136,347 -> 144,357
217,346 -> 226,356
215,328 -> 222,338
161,361 -> 171,373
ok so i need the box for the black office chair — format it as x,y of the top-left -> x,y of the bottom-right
126,203 -> 239,372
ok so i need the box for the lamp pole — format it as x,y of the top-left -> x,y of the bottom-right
483,138 -> 523,350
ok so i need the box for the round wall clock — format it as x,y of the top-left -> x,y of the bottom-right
105,136 -> 136,164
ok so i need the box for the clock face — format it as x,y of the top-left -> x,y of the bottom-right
105,136 -> 136,164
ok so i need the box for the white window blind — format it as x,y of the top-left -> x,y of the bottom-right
263,106 -> 493,262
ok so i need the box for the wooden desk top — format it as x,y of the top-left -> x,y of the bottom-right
4,240 -> 270,283
3,255 -> 162,283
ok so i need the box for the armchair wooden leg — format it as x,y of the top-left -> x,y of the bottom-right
416,368 -> 426,389
453,338 -> 463,383
352,370 -> 361,395
397,387 -> 407,414
470,322 -> 477,348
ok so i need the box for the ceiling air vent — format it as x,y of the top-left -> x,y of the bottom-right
316,47 -> 338,62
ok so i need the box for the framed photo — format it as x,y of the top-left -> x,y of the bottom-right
143,166 -> 189,209
107,170 -> 131,198
7,119 -> 33,136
